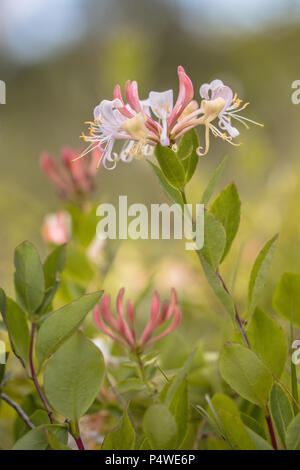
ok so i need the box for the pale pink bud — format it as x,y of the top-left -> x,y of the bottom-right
42,211 -> 70,245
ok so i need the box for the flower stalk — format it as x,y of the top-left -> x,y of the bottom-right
29,323 -> 54,424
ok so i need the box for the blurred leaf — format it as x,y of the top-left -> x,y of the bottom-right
210,183 -> 241,261
286,413 -> 300,450
219,343 -> 273,407
177,129 -> 199,183
201,212 -> 226,269
44,332 -> 105,421
64,243 -> 95,286
0,288 -> 6,321
206,437 -> 231,450
102,409 -> 135,450
241,413 -> 266,439
201,155 -> 229,206
164,350 -> 196,405
116,378 -> 144,394
273,273 -> 300,327
245,427 -> 273,450
14,241 -> 45,314
248,235 -> 278,317
270,383 -> 294,449
247,307 -> 287,377
148,161 -> 184,208
155,144 -> 185,190
208,394 -> 255,450
5,298 -> 30,370
36,290 -> 102,365
68,204 -> 98,248
13,424 -> 68,450
143,404 -> 177,450
169,376 -> 188,447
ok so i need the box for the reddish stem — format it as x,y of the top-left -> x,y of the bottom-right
266,411 -> 278,450
29,323 -> 54,424
74,436 -> 85,451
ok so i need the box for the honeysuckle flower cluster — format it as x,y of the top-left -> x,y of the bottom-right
94,288 -> 181,353
42,210 -> 71,245
40,147 -> 100,199
81,66 -> 262,170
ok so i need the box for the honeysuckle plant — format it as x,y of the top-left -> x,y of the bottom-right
1,66 -> 300,452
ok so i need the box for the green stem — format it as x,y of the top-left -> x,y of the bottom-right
135,351 -> 154,394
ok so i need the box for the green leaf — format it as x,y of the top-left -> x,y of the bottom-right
36,291 -> 102,365
102,410 -> 135,450
143,404 -> 177,450
148,161 -> 184,208
199,253 -> 236,322
247,307 -> 288,377
219,343 -> 273,407
116,378 -> 145,394
210,183 -> 241,261
169,377 -> 188,447
12,424 -> 68,450
286,413 -> 300,449
208,394 -> 256,450
201,212 -> 226,269
36,245 -> 67,315
14,241 -> 45,314
164,350 -> 196,405
177,129 -> 199,183
201,155 -> 229,206
155,144 -> 186,190
270,383 -> 294,448
64,243 -> 95,286
241,413 -> 266,439
273,273 -> 300,327
44,332 -> 105,421
68,204 -> 98,248
44,244 -> 66,287
248,235 -> 278,317
14,409 -> 50,441
245,427 -> 273,450
5,298 -> 30,370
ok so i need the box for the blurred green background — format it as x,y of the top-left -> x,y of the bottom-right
1,0 -> 300,449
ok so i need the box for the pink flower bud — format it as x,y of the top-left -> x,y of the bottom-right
40,147 -> 98,200
93,288 -> 181,354
42,211 -> 70,245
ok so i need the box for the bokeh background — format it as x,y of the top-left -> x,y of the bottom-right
1,0 -> 300,447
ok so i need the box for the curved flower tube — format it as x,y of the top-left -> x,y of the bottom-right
94,288 -> 181,353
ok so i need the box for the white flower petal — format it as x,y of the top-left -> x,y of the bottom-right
149,90 -> 173,119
